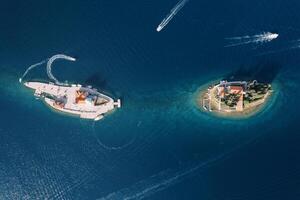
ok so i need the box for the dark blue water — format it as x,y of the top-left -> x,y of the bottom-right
1,0 -> 300,199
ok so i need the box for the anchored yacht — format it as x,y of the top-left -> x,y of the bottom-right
24,82 -> 121,121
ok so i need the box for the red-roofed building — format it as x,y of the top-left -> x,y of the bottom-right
229,86 -> 243,94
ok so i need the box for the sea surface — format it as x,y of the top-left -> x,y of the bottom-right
1,0 -> 300,199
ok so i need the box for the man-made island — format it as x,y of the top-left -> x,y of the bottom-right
24,82 -> 121,121
199,80 -> 272,117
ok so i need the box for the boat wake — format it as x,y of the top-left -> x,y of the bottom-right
19,54 -> 76,84
255,39 -> 300,56
156,0 -> 189,32
225,32 -> 279,47
19,60 -> 48,83
91,122 -> 137,151
98,153 -> 231,200
47,54 -> 76,85
98,134 -> 262,200
290,39 -> 300,49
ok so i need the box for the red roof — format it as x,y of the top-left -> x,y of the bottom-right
230,86 -> 243,94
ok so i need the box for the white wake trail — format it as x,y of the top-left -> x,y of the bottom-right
19,60 -> 47,83
156,0 -> 189,32
98,133 -> 263,200
91,122 -> 137,151
225,32 -> 279,47
98,154 -> 226,200
46,54 -> 76,85
252,39 -> 300,56
290,39 -> 300,49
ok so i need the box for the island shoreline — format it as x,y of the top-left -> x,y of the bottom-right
195,78 -> 274,119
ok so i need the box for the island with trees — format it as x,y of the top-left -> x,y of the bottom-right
199,80 -> 273,117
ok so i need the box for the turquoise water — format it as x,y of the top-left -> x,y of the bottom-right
1,0 -> 300,199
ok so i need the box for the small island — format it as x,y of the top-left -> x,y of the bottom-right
198,80 -> 273,117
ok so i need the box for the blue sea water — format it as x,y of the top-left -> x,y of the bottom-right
1,0 -> 300,199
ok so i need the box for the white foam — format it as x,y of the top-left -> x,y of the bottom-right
92,122 -> 137,151
97,132 -> 263,200
46,54 -> 76,85
19,60 -> 47,83
225,32 -> 279,47
156,0 -> 189,32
